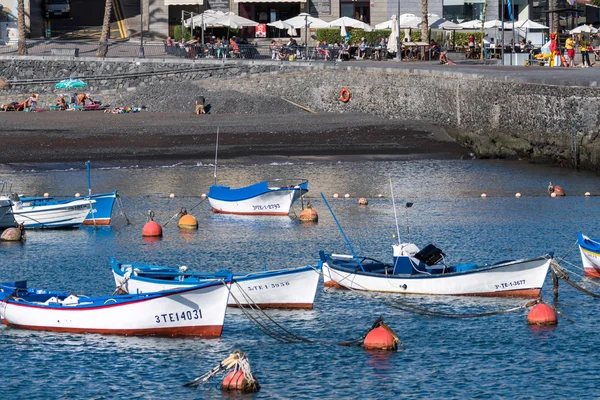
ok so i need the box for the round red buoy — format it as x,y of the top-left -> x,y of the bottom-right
222,370 -> 245,391
553,185 -> 565,196
364,326 -> 397,350
1,227 -> 23,242
527,303 -> 558,325
299,201 -> 318,222
178,214 -> 198,230
142,221 -> 162,237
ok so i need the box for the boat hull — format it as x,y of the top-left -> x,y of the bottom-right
113,262 -> 320,309
208,180 -> 308,216
577,234 -> 600,278
321,255 -> 552,298
0,202 -> 15,229
0,283 -> 229,337
10,199 -> 94,229
83,191 -> 117,225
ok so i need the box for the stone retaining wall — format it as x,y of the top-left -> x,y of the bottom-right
1,56 -> 599,170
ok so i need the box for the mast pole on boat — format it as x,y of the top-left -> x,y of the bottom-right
389,174 -> 402,244
86,160 -> 97,228
213,127 -> 219,185
320,193 -> 364,272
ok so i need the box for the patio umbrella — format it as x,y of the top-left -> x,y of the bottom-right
184,10 -> 225,28
426,15 -> 463,30
209,12 -> 259,29
267,20 -> 297,37
55,79 -> 88,89
340,19 -> 347,38
328,16 -> 374,32
283,13 -> 329,29
570,24 -> 598,34
387,14 -> 399,54
459,20 -> 481,30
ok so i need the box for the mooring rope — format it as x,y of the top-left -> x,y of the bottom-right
551,261 -> 600,299
115,194 -> 131,225
228,281 -> 369,347
184,349 -> 259,392
163,198 -> 208,227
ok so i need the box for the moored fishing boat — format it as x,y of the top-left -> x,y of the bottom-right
111,258 -> 320,309
2,194 -> 95,229
0,278 -> 231,337
207,179 -> 308,216
0,198 -> 15,229
320,245 -> 553,297
576,233 -> 600,278
20,191 -> 118,226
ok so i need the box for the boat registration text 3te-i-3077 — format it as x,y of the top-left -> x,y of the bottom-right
495,280 -> 525,290
155,308 -> 202,324
252,204 -> 281,211
247,282 -> 290,292
66,204 -> 90,211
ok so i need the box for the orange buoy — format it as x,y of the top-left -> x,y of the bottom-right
364,326 -> 397,350
178,214 -> 198,230
553,185 -> 565,196
339,88 -> 351,103
299,201 -> 318,222
142,210 -> 163,237
358,197 -> 368,205
1,225 -> 26,242
527,303 -> 558,325
222,370 -> 246,391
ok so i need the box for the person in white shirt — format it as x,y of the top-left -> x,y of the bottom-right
483,33 -> 491,59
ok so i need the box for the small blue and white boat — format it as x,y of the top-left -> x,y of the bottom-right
20,191 -> 118,226
576,233 -> 600,278
111,258 -> 320,309
207,179 -> 308,216
0,278 -> 231,337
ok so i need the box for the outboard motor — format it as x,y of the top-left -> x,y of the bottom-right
414,244 -> 446,266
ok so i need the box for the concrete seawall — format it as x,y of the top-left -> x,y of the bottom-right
1,56 -> 599,171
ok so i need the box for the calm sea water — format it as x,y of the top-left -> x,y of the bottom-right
1,157 -> 599,399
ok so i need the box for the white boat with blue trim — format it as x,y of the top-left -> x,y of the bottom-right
2,193 -> 95,229
207,179 -> 308,216
0,198 -> 15,229
320,243 -> 553,297
111,258 -> 320,309
0,278 -> 231,337
577,233 -> 600,278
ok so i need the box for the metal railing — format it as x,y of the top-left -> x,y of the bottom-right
0,40 -> 405,62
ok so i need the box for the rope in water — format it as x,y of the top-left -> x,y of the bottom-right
551,261 -> 600,299
163,197 -> 208,227
184,349 -> 259,392
115,193 -> 131,225
229,280 -> 373,347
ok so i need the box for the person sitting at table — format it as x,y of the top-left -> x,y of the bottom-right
269,40 -> 278,60
318,40 -> 330,61
277,38 -> 286,60
339,40 -> 350,61
288,38 -> 298,57
230,37 -> 241,58
358,37 -> 367,59
429,40 -> 440,60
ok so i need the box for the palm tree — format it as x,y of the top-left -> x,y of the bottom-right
420,0 -> 429,45
97,0 -> 112,57
17,0 -> 27,55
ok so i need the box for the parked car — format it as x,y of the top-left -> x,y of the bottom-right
45,0 -> 70,18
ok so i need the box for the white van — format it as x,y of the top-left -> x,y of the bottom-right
45,0 -> 71,18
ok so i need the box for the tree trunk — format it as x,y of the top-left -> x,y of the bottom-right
17,0 -> 27,56
549,0 -> 559,34
420,0 -> 429,44
97,0 -> 112,57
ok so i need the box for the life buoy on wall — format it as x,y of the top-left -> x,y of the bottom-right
339,88 -> 351,103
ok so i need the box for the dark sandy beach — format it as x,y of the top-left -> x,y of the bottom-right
0,111 -> 468,165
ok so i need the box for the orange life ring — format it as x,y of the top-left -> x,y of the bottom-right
339,88 -> 351,103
